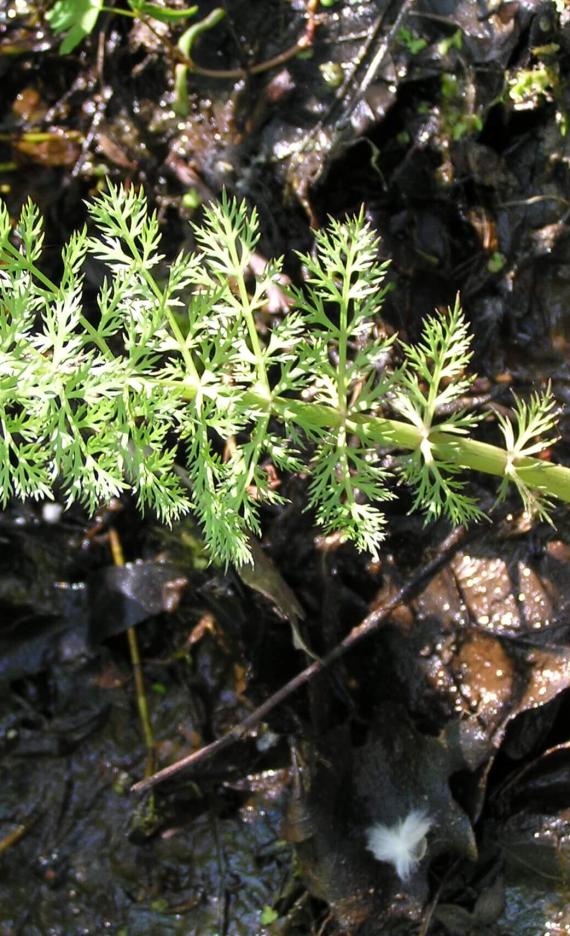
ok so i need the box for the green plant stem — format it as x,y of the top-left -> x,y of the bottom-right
3,240 -> 59,294
230,248 -> 270,396
430,431 -> 570,501
31,344 -> 566,507
161,378 -> 570,508
329,404 -> 570,504
266,396 -> 570,505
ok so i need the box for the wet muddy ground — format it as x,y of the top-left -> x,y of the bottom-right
1,1 -> 570,933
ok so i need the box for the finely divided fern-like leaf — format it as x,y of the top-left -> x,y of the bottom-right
308,440 -> 395,560
392,298 -> 477,432
0,186 -> 566,566
496,385 -> 559,522
392,301 -> 483,526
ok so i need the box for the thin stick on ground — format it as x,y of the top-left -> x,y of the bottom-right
109,528 -> 156,778
0,820 -> 35,855
132,524 -> 467,793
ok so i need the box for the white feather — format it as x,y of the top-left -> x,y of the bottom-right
366,809 -> 432,881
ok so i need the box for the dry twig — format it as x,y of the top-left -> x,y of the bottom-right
132,525 -> 467,793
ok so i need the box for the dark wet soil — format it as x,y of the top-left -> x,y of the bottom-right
1,2 -> 570,934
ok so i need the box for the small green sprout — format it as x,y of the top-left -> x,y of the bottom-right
46,0 -> 103,53
46,0 -> 200,54
487,252 -> 506,273
397,28 -> 428,56
437,29 -> 462,57
260,905 -> 279,925
508,63 -> 557,108
440,73 -> 483,141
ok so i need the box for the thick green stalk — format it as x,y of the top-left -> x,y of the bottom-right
269,395 -> 570,506
168,374 -> 570,506
431,431 -> 570,503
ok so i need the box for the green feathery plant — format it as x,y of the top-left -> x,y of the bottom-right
0,184 -> 568,566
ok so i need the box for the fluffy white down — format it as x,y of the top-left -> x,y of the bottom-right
366,809 -> 432,881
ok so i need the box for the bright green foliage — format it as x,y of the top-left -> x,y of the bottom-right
0,185 -> 567,566
129,1 -> 198,24
260,905 -> 279,925
393,299 -> 484,525
496,386 -> 559,523
397,28 -> 428,56
46,0 -> 103,53
291,214 -> 396,558
46,0 -> 199,53
508,63 -> 558,107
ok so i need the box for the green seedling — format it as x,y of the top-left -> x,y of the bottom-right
440,73 -> 483,141
46,0 -> 201,54
397,27 -> 428,56
487,252 -> 506,274
508,63 -> 558,107
437,29 -> 462,58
